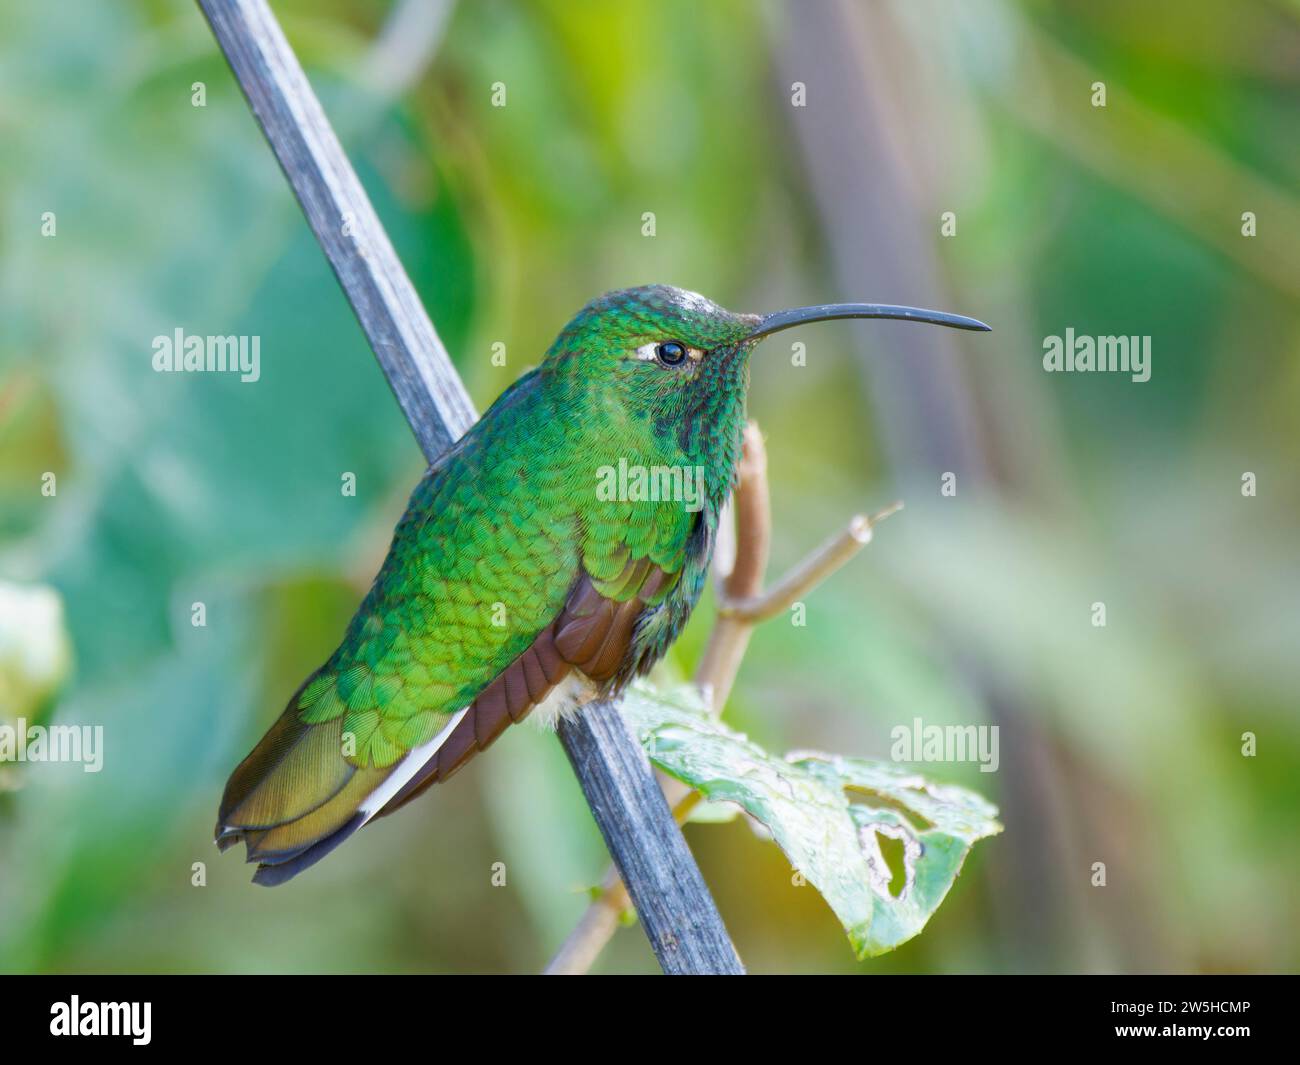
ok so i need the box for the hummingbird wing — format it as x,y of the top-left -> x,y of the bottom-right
215,373 -> 689,885
370,553 -> 678,820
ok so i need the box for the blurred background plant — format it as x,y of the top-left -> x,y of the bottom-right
1,0 -> 1297,974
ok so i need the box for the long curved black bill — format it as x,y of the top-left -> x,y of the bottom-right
749,303 -> 991,340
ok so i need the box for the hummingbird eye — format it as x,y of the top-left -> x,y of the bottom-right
655,342 -> 687,366
632,340 -> 702,367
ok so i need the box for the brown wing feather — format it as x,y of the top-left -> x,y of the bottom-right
374,558 -> 669,817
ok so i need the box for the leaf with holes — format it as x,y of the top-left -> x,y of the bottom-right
621,682 -> 1002,958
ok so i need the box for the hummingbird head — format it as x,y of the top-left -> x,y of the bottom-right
544,284 -> 761,388
542,284 -> 988,507
543,282 -> 988,433
541,285 -> 760,467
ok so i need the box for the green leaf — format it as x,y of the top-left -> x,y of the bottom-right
621,683 -> 1002,959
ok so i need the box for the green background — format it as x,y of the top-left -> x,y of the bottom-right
1,0 -> 1297,973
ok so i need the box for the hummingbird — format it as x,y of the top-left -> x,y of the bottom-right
216,285 -> 989,884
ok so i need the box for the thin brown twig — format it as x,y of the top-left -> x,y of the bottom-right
718,501 -> 901,624
693,424 -> 771,714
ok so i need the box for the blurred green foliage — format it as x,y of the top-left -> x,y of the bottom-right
0,0 -> 1297,973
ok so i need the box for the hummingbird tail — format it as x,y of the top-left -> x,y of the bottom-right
214,673 -> 399,886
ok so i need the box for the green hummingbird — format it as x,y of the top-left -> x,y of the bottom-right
216,285 -> 988,884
